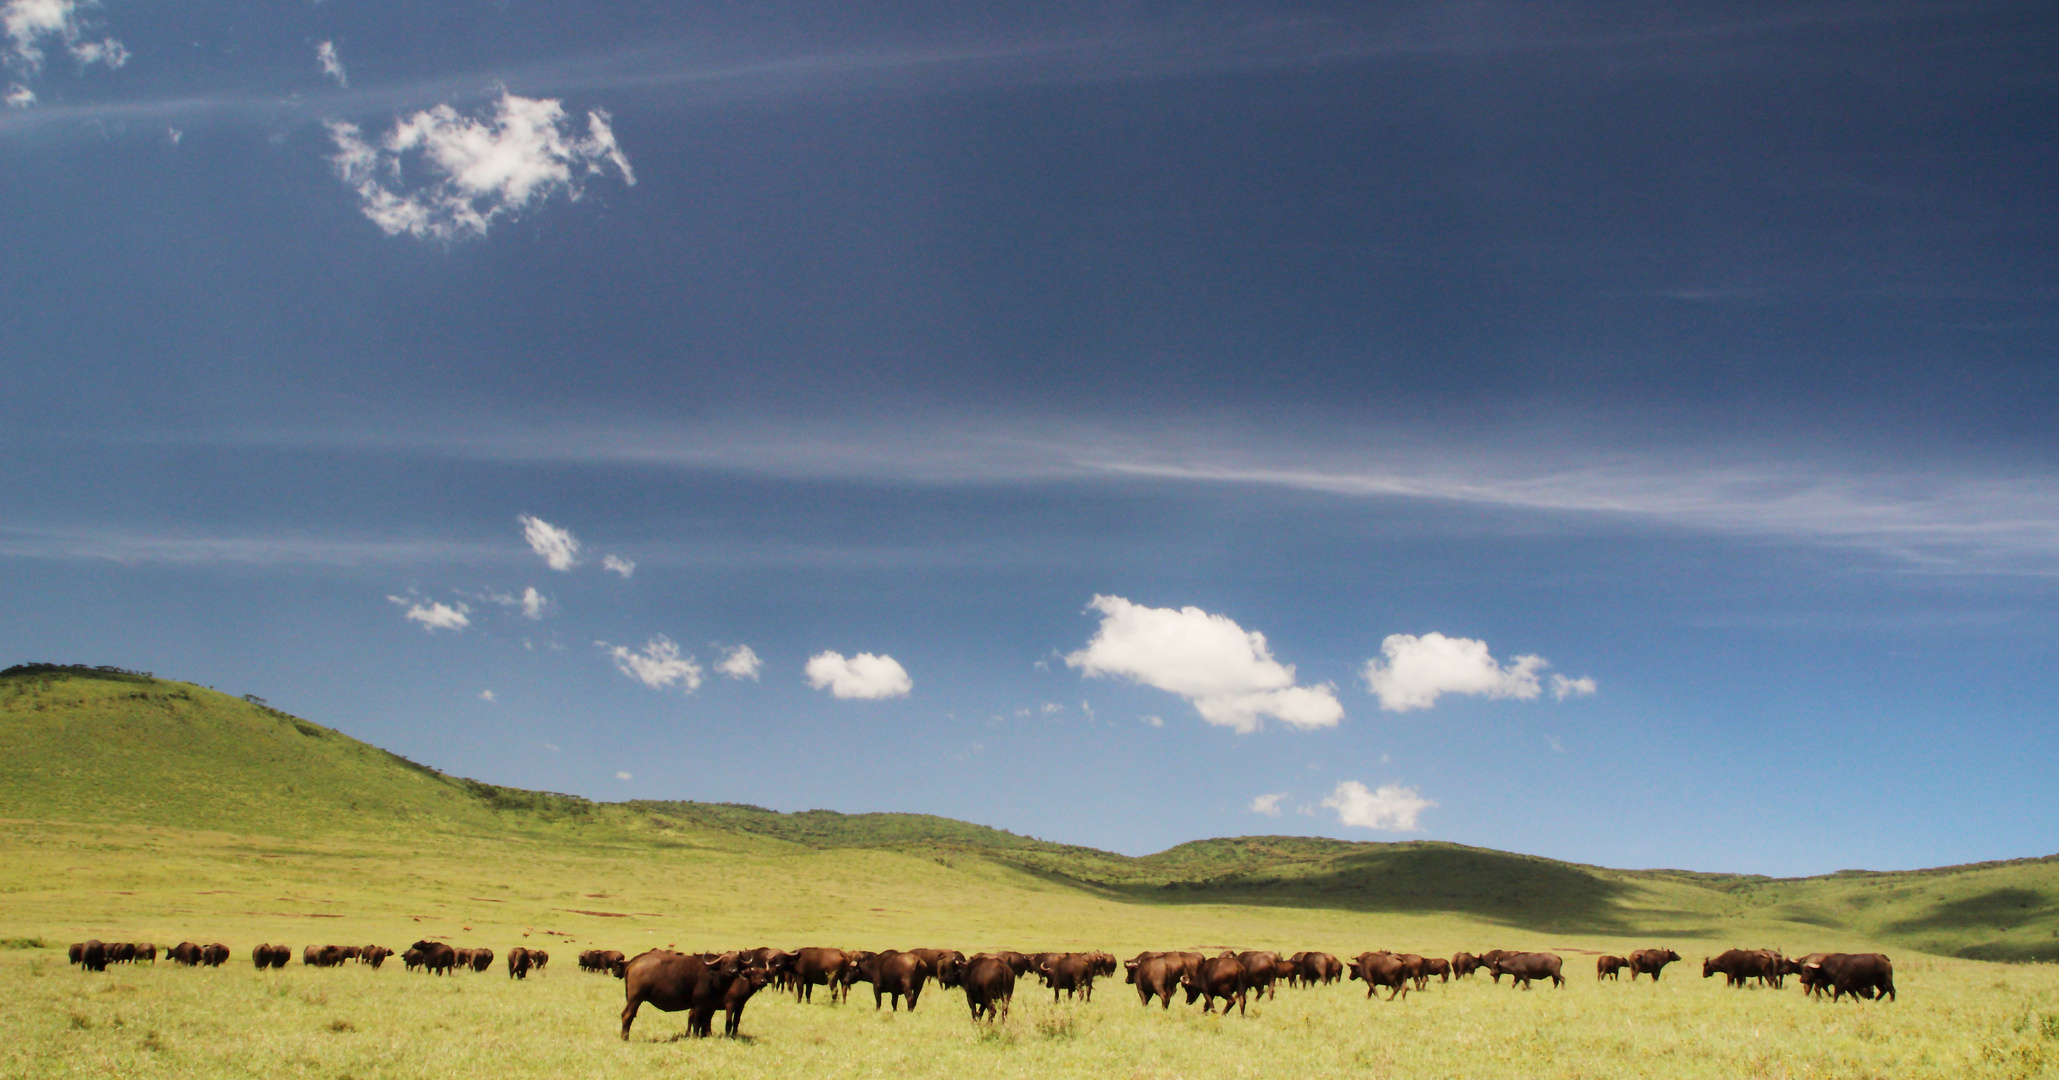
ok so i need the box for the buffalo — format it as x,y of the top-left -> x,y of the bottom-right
201,943 -> 229,967
709,967 -> 776,1037
74,940 -> 108,972
1237,951 -> 1281,1000
1451,952 -> 1485,978
1183,955 -> 1251,1015
1702,949 -> 1771,988
361,945 -> 392,969
852,950 -> 928,1011
961,955 -> 1015,1023
1597,955 -> 1629,980
1349,952 -> 1411,1001
410,940 -> 458,976
1296,951 -> 1344,986
250,943 -> 290,969
508,947 -> 533,979
1805,953 -> 1895,1003
618,949 -> 744,1040
1629,949 -> 1681,981
469,947 -> 494,973
1129,956 -> 1184,1008
792,947 -> 853,1003
303,944 -> 345,968
1488,952 -> 1564,990
527,949 -> 548,975
1039,953 -> 1099,1003
170,942 -> 203,966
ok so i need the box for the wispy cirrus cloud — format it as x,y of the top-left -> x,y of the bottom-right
600,635 -> 703,692
326,91 -> 632,242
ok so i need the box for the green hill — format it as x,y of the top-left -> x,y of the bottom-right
3,663 -> 2055,961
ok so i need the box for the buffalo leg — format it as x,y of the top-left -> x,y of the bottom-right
620,997 -> 642,1040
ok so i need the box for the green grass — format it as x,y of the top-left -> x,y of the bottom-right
5,664 -> 2059,1078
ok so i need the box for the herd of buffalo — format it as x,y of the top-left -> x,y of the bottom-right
62,937 -> 1896,1040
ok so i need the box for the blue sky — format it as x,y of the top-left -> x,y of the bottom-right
4,1 -> 2056,876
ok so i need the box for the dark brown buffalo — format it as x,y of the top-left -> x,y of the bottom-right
1597,955 -> 1629,980
1702,949 -> 1771,988
508,947 -> 533,979
1806,953 -> 1896,1002
263,943 -> 293,968
1475,949 -> 1516,981
962,956 -> 1015,1023
1296,951 -> 1343,985
1451,952 -> 1485,978
109,942 -> 136,965
984,951 -> 1034,977
1349,952 -> 1411,1000
527,949 -> 548,975
201,943 -> 229,967
1183,955 -> 1250,1015
410,940 -> 458,976
68,942 -> 84,966
363,945 -> 392,969
618,949 -> 744,1040
1039,953 -> 1100,1002
76,940 -> 108,972
171,942 -> 203,966
1395,953 -> 1433,990
402,948 -> 424,972
856,950 -> 928,1011
303,944 -> 344,968
1130,956 -> 1184,1008
1422,957 -> 1452,983
747,947 -> 795,989
792,947 -> 853,1003
1491,952 -> 1564,989
1629,949 -> 1681,981
133,943 -> 157,964
469,948 -> 494,973
913,949 -> 966,989
340,946 -> 363,961
1791,953 -> 1834,997
705,967 -> 775,1037
1237,951 -> 1281,999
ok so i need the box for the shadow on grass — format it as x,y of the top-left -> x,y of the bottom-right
1885,887 -> 2054,933
1092,844 -> 1653,934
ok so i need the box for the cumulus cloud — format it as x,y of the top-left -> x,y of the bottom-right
1321,781 -> 1433,831
316,40 -> 346,87
519,586 -> 547,620
1064,595 -> 1342,733
4,82 -> 31,107
615,771 -> 632,781
805,650 -> 912,700
1551,674 -> 1597,701
3,0 -> 126,74
1141,714 -> 1164,728
715,644 -> 762,682
325,91 -> 634,242
600,635 -> 703,692
602,553 -> 635,578
387,595 -> 470,632
1361,632 -> 1549,712
1249,791 -> 1288,816
518,514 -> 581,570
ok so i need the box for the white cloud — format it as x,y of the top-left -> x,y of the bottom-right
1249,791 -> 1287,816
165,126 -> 181,144
387,595 -> 470,632
1361,632 -> 1548,713
601,553 -> 635,578
4,81 -> 30,107
518,514 -> 581,570
519,585 -> 547,620
715,644 -> 762,681
316,40 -> 346,87
1551,673 -> 1597,701
1141,714 -> 1164,728
1064,595 -> 1342,734
478,689 -> 495,702
3,0 -> 126,74
1321,781 -> 1433,832
325,91 -> 634,242
615,771 -> 632,781
805,650 -> 912,700
1041,702 -> 1064,715
600,635 -> 703,692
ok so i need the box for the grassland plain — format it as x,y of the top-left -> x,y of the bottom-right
4,665 -> 2059,1077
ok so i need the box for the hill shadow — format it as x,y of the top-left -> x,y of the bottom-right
1886,887 -> 2054,933
1093,844 -> 1654,935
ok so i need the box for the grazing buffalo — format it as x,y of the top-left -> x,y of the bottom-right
792,947 -> 853,1003
1629,949 -> 1681,982
527,949 -> 548,975
109,942 -> 136,965
1597,956 -> 1629,980
1451,952 -> 1485,978
1422,957 -> 1452,983
363,945 -> 393,969
303,944 -> 344,968
410,940 -> 458,976
1805,954 -> 1896,1003
962,956 -> 1015,1023
469,948 -> 494,973
250,944 -> 287,968
171,942 -> 204,966
75,940 -> 108,972
1349,952 -> 1412,1001
201,943 -> 229,967
1703,949 -> 1771,988
619,949 -> 744,1040
1130,956 -> 1184,1009
402,948 -> 424,972
508,947 -> 533,979
1184,955 -> 1251,1015
1489,952 -> 1564,990
133,943 -> 157,964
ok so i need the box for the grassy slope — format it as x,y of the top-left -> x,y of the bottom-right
3,665 -> 2056,962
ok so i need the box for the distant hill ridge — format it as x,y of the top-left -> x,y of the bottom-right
3,663 -> 2055,961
